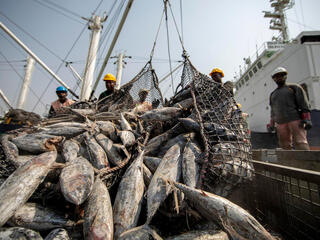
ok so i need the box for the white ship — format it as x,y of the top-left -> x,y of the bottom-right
234,0 -> 320,135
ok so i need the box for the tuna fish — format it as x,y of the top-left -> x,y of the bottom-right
178,118 -> 200,133
165,230 -> 229,240
83,132 -> 109,169
120,113 -> 133,131
39,127 -> 86,138
171,181 -> 275,240
158,133 -> 195,158
143,164 -> 153,187
113,151 -> 145,238
84,178 -> 113,240
119,225 -> 163,240
11,133 -> 63,154
0,151 -> 57,227
147,143 -> 182,223
118,130 -> 135,148
0,227 -> 43,240
44,122 -> 87,129
62,140 -> 80,163
143,157 -> 161,174
44,228 -> 70,240
12,155 -> 34,168
1,136 -> 18,166
8,203 -> 75,231
59,156 -> 94,205
182,141 -> 201,188
96,120 -> 118,141
139,107 -> 182,122
173,97 -> 194,109
95,133 -> 127,166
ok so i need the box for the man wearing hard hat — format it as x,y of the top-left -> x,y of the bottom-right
48,86 -> 75,117
209,67 -> 234,96
98,73 -> 117,101
268,67 -> 312,150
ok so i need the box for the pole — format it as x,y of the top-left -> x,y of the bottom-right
0,21 -> 78,98
17,56 -> 35,109
90,0 -> 134,99
80,15 -> 104,100
0,89 -> 12,109
66,62 -> 83,84
115,53 -> 124,90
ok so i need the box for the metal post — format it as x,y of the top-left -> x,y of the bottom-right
66,62 -> 83,84
0,89 -> 12,109
80,15 -> 104,101
17,56 -> 35,109
0,21 -> 78,98
90,0 -> 134,99
115,53 -> 124,90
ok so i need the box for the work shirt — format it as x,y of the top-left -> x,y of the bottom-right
98,90 -> 114,101
49,98 -> 75,117
269,83 -> 310,124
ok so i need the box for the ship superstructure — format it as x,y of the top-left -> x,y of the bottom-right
234,0 -> 320,132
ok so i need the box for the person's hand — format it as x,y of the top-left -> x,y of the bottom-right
267,119 -> 275,133
299,120 -> 312,130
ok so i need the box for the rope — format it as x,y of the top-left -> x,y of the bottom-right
167,0 -> 185,52
163,0 -> 175,95
149,9 -> 165,61
180,0 -> 184,44
43,0 -> 83,19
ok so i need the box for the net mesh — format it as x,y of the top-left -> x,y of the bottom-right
98,62 -> 163,112
180,58 -> 253,197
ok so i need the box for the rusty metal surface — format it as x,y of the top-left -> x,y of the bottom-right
248,160 -> 320,240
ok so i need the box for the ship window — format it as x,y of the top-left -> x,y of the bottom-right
300,35 -> 320,44
253,66 -> 257,73
266,106 -> 269,110
251,113 -> 253,117
264,83 -> 267,87
252,91 -> 255,95
241,79 -> 245,85
249,71 -> 253,77
244,97 -> 246,101
245,75 -> 249,82
257,61 -> 262,69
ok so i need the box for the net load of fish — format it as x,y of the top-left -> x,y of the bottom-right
0,59 -> 278,240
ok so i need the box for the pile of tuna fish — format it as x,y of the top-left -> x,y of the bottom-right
0,87 -> 277,240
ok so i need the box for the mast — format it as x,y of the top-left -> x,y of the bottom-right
90,0 -> 135,99
80,14 -> 106,101
111,53 -> 131,90
0,89 -> 12,110
17,56 -> 35,109
0,21 -> 78,98
263,0 -> 294,42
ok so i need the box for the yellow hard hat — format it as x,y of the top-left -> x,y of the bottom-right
103,73 -> 116,82
209,68 -> 224,77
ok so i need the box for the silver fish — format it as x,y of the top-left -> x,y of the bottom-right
143,164 -> 153,187
44,228 -> 70,240
45,122 -> 87,129
0,151 -> 57,227
59,156 -> 94,205
0,227 -> 43,240
84,178 -> 113,240
173,97 -> 194,109
119,225 -> 163,240
62,140 -> 80,163
118,130 -> 135,148
8,203 -> 75,231
96,121 -> 117,142
95,133 -> 126,166
158,133 -> 195,158
165,230 -> 229,240
70,108 -> 96,116
12,155 -> 34,168
147,143 -> 182,223
113,151 -> 145,238
182,141 -> 201,188
171,182 -> 275,240
83,132 -> 109,169
1,136 -> 18,165
143,157 -> 161,174
120,113 -> 132,131
39,127 -> 86,138
178,118 -> 200,133
11,133 -> 63,154
139,107 -> 182,122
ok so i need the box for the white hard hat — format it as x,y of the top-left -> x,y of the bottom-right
272,67 -> 287,78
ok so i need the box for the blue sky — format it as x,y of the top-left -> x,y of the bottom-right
1,0 -> 320,116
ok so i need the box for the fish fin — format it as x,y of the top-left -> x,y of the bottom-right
200,190 -> 209,197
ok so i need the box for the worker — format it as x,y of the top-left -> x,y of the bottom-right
132,88 -> 152,114
98,73 -> 116,101
267,67 -> 312,150
48,86 -> 75,117
209,67 -> 234,96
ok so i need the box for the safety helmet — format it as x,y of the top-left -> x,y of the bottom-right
209,68 -> 224,77
271,67 -> 287,78
56,86 -> 67,92
103,73 -> 116,82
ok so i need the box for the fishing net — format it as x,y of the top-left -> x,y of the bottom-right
179,58 -> 253,197
98,62 -> 164,112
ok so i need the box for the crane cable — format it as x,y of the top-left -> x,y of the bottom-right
149,9 -> 165,62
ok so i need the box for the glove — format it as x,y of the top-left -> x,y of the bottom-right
300,112 -> 312,130
266,118 -> 275,133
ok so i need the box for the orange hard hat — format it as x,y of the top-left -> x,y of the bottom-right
209,68 -> 224,77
